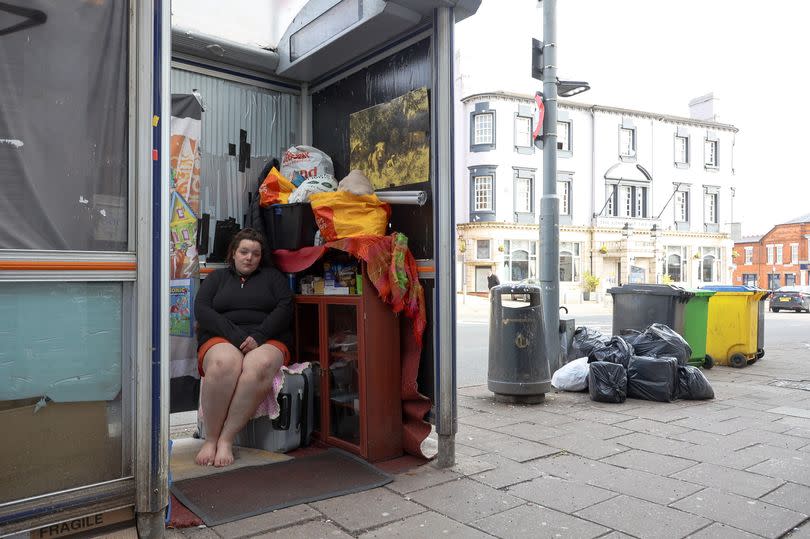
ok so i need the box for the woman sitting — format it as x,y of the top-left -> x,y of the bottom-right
194,228 -> 292,467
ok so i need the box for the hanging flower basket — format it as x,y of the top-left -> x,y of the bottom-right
598,245 -> 608,255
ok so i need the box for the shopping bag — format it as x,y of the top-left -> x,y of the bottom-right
309,191 -> 390,241
258,167 -> 295,207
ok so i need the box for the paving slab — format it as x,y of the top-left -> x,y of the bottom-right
493,421 -> 569,441
386,463 -> 461,494
471,436 -> 560,462
671,488 -> 807,538
458,411 -> 525,430
685,522 -> 762,538
505,474 -> 615,513
309,487 -> 424,533
670,416 -> 752,435
747,458 -> 810,486
542,431 -> 629,459
675,443 -> 770,471
566,407 -> 636,425
610,417 -> 691,437
450,454 -> 499,476
526,453 -> 621,483
264,519 -> 354,538
469,454 -> 546,489
357,511 -> 494,539
471,503 -> 609,539
407,477 -> 524,523
761,481 -> 810,515
611,431 -> 696,456
671,462 -> 785,498
587,466 -> 703,505
599,449 -> 696,475
212,504 -> 320,538
574,494 -> 709,539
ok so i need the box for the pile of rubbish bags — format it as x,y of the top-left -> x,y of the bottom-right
553,323 -> 714,404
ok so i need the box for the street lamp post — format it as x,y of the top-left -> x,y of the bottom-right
533,0 -> 590,377
651,224 -> 659,283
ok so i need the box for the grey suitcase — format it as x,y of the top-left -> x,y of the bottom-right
197,367 -> 314,453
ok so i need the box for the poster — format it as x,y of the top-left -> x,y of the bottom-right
170,279 -> 194,337
349,87 -> 430,189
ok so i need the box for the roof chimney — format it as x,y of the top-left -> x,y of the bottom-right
689,93 -> 719,122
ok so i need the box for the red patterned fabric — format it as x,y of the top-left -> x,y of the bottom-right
272,233 -> 431,457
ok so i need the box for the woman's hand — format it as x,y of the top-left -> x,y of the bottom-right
239,336 -> 259,353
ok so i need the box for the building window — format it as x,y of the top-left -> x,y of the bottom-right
503,240 -> 537,282
674,190 -> 689,222
704,190 -> 718,224
619,127 -> 636,158
558,179 -> 571,216
558,121 -> 572,153
767,274 -> 781,290
744,246 -> 753,265
559,242 -> 581,282
606,184 -> 648,218
766,244 -> 774,265
704,139 -> 719,168
514,115 -> 532,149
776,244 -> 783,264
474,175 -> 493,211
700,247 -> 718,283
470,105 -> 496,152
674,135 -> 689,166
791,243 -> 799,264
476,239 -> 490,260
666,254 -> 683,282
743,273 -> 757,287
786,273 -> 796,286
514,175 -> 532,214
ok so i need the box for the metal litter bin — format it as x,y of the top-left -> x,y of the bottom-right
701,285 -> 767,368
608,284 -> 694,335
488,284 -> 551,403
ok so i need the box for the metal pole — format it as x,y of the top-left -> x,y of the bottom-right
434,6 -> 457,468
539,0 -> 560,373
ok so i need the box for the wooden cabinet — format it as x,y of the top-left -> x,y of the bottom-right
293,282 -> 402,462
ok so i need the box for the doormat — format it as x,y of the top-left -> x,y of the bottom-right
169,448 -> 392,526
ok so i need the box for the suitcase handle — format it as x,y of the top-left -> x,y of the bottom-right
271,393 -> 292,430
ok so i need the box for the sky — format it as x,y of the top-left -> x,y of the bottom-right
456,0 -> 808,236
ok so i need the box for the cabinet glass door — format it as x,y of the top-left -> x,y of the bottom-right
326,304 -> 360,446
295,302 -> 321,431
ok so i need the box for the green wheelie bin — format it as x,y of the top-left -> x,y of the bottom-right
682,289 -> 716,369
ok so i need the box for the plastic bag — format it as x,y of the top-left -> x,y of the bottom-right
588,361 -> 628,403
569,327 -> 610,362
280,145 -> 335,180
677,366 -> 715,400
551,357 -> 589,392
288,173 -> 338,203
631,323 -> 692,366
258,167 -> 295,207
627,355 -> 679,402
309,191 -> 391,241
588,336 -> 634,368
618,328 -> 643,347
338,169 -> 374,196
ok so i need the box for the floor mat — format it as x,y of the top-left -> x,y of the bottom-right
169,448 -> 392,526
170,438 -> 291,482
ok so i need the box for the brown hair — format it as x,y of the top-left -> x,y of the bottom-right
226,228 -> 271,268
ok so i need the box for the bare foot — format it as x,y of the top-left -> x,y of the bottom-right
214,440 -> 234,467
195,440 -> 217,466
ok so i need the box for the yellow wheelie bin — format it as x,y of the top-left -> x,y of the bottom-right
702,286 -> 767,368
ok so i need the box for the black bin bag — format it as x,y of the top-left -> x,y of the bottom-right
677,366 -> 715,400
631,323 -> 692,366
588,336 -> 634,368
570,327 -> 610,361
588,362 -> 628,403
627,355 -> 679,402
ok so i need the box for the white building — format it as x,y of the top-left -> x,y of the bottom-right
454,91 -> 738,302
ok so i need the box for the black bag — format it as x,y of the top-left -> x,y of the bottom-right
631,323 -> 692,366
588,336 -> 634,368
588,362 -> 628,403
570,326 -> 610,361
207,217 -> 241,262
677,365 -> 715,400
627,355 -> 679,402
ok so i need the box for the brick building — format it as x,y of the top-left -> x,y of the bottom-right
733,213 -> 810,289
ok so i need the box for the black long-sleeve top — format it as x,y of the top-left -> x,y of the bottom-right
195,266 -> 293,350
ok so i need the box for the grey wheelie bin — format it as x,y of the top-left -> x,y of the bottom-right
608,284 -> 694,335
488,284 -> 551,403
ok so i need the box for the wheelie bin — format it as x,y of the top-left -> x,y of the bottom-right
488,284 -> 552,403
700,285 -> 768,368
682,288 -> 716,369
608,284 -> 693,335
756,290 -> 771,359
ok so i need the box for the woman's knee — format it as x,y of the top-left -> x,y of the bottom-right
203,345 -> 242,378
243,347 -> 283,379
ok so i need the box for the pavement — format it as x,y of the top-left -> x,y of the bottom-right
166,296 -> 810,538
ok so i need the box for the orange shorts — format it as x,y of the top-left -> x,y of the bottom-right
197,337 -> 290,377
